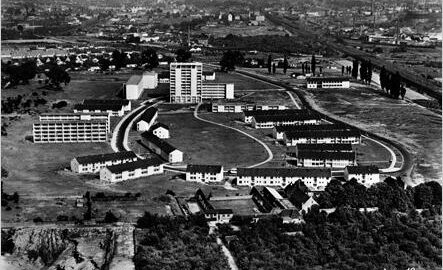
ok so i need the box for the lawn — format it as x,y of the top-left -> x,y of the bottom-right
236,90 -> 297,108
157,112 -> 269,168
208,70 -> 279,91
303,85 -> 442,184
355,137 -> 392,169
210,198 -> 258,216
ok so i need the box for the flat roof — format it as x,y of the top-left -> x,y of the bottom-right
40,112 -> 109,117
244,109 -> 309,117
346,165 -> 379,174
293,143 -> 353,152
74,104 -> 123,111
253,114 -> 322,122
275,123 -> 352,132
297,151 -> 356,160
83,99 -> 130,106
34,120 -> 108,124
75,151 -> 137,165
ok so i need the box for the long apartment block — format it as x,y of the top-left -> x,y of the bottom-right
33,112 -> 109,143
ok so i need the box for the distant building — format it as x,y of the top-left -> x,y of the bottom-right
252,114 -> 322,129
186,164 -> 224,183
273,124 -> 353,140
243,109 -> 315,124
204,209 -> 233,223
296,151 -> 357,168
284,130 -> 361,146
71,151 -> 138,173
306,77 -> 350,89
237,167 -> 332,191
344,165 -> 380,186
73,103 -> 125,117
125,71 -> 158,100
141,132 -> 183,163
82,99 -> 131,112
202,71 -> 216,81
100,158 -> 164,182
201,83 -> 234,100
212,102 -> 288,113
151,122 -> 170,139
136,107 -> 158,131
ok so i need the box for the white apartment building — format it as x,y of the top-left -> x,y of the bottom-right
307,77 -> 350,89
136,107 -> 158,131
186,164 -> 224,183
236,167 -> 332,191
170,62 -> 203,103
296,151 -> 357,168
71,151 -> 138,173
201,83 -> 234,100
125,71 -> 158,100
284,130 -> 361,146
39,112 -> 110,130
100,158 -> 164,183
344,165 -> 380,187
33,120 -> 108,143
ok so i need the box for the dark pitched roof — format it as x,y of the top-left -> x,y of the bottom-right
297,151 -> 356,161
141,132 -> 178,154
74,103 -> 123,111
158,71 -> 170,79
275,124 -> 353,132
187,164 -> 222,174
203,71 -> 215,76
151,122 -> 169,130
244,109 -> 312,117
237,167 -> 331,178
307,76 -> 350,82
139,107 -> 158,123
285,129 -> 361,139
294,143 -> 353,152
205,209 -> 233,215
105,158 -> 164,174
346,165 -> 379,174
83,99 -> 130,106
75,151 -> 137,165
253,114 -> 322,123
279,208 -> 301,218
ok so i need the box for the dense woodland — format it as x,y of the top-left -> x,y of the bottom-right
134,213 -> 229,270
220,178 -> 442,270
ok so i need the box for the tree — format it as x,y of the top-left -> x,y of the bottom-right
45,65 -> 70,89
111,50 -> 126,70
302,63 -> 305,74
311,55 -> 316,75
175,48 -> 192,62
390,72 -> 401,99
12,192 -> 19,204
99,58 -> 110,71
272,63 -> 276,74
267,54 -> 272,74
104,211 -> 119,223
366,61 -> 372,84
141,48 -> 159,70
283,56 -> 288,74
342,66 -> 345,76
220,50 -> 244,72
351,60 -> 359,79
380,66 -> 387,91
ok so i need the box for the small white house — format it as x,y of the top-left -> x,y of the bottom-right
137,107 -> 158,131
186,164 -> 224,183
151,122 -> 170,139
344,165 -> 380,187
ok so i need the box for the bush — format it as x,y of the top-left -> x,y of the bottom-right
52,101 -> 67,109
33,217 -> 43,223
103,211 -> 119,223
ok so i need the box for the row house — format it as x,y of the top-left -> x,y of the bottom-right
252,114 -> 322,129
344,165 -> 380,187
71,151 -> 138,173
141,132 -> 183,163
284,130 -> 361,146
273,123 -> 352,140
186,164 -> 224,183
99,158 -> 164,182
136,107 -> 158,131
296,151 -> 357,168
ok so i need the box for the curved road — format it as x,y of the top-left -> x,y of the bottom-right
194,103 -> 273,168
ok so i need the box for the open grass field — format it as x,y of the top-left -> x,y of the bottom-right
236,90 -> 297,108
355,137 -> 392,168
210,198 -> 258,216
209,70 -> 279,91
303,85 -> 442,184
201,22 -> 287,38
157,112 -> 268,168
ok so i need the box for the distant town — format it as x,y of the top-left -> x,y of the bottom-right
1,0 -> 441,270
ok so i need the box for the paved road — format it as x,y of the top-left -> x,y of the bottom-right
194,103 -> 273,168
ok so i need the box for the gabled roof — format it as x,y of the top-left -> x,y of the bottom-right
294,143 -> 353,152
275,123 -> 352,133
75,151 -> 137,165
346,165 -> 379,174
126,75 -> 142,85
279,209 -> 301,218
151,122 -> 169,130
297,151 -> 356,161
187,164 -> 223,174
237,167 -> 331,178
74,103 -> 123,111
253,114 -> 322,123
285,129 -> 361,139
138,107 -> 158,123
141,132 -> 179,154
105,158 -> 164,174
83,99 -> 130,106
203,71 -> 215,75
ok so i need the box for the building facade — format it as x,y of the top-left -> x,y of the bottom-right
284,130 -> 361,146
73,104 -> 125,117
306,77 -> 350,89
125,72 -> 158,100
344,165 -> 380,187
201,83 -> 234,100
296,151 -> 357,168
71,151 -> 138,173
252,114 -> 322,129
186,164 -> 224,183
99,158 -> 164,182
151,123 -> 170,139
170,62 -> 203,103
141,132 -> 183,163
136,107 -> 158,131
33,120 -> 108,143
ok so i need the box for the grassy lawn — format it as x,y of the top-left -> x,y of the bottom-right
157,112 -> 269,168
236,90 -> 297,108
209,70 -> 279,91
210,198 -> 258,215
355,137 -> 392,168
303,85 -> 442,184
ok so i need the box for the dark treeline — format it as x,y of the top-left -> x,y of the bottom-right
380,67 -> 406,99
221,178 -> 441,270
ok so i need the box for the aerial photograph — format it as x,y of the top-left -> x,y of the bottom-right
0,0 -> 441,269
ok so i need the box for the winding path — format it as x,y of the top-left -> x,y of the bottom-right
194,103 -> 273,168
